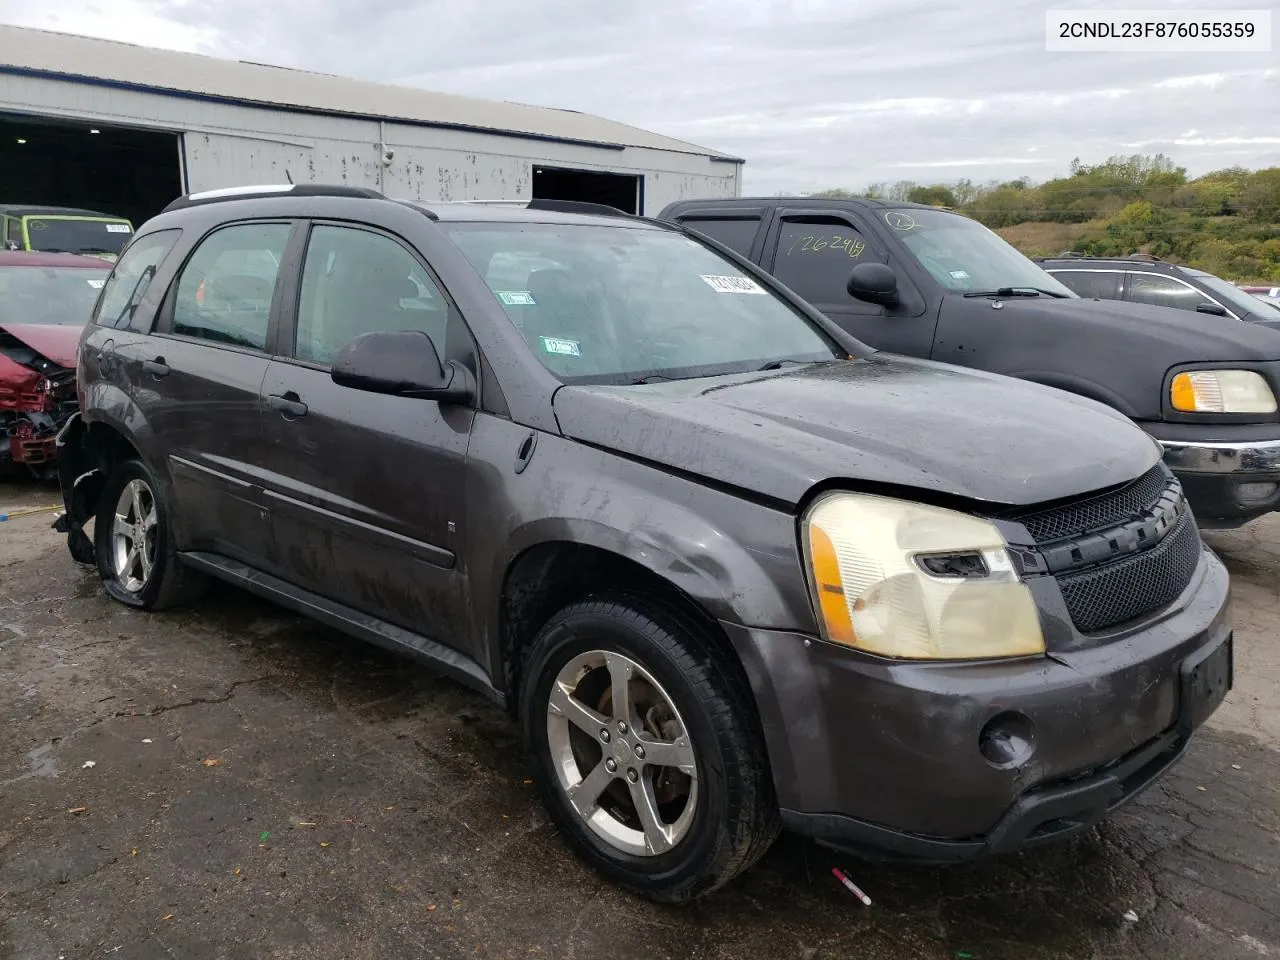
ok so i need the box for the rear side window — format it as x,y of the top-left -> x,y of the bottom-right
172,222 -> 291,351
1126,273 -> 1213,313
95,229 -> 181,330
294,224 -> 450,365
678,218 -> 761,257
1050,270 -> 1122,300
771,218 -> 881,303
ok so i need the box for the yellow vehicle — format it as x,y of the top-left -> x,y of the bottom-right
1,205 -> 134,261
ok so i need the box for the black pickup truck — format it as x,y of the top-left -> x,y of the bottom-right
660,197 -> 1280,529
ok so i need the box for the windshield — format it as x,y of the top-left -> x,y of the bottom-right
886,208 -> 1077,297
443,221 -> 842,383
22,216 -> 132,256
0,264 -> 109,325
1186,270 -> 1280,318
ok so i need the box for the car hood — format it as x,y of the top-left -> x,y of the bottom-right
552,355 -> 1159,508
0,322 -> 82,368
1020,296 -> 1280,360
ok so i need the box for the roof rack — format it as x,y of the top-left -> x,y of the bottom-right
525,198 -> 635,218
161,183 -> 386,213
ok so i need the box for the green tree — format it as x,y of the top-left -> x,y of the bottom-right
906,184 -> 958,207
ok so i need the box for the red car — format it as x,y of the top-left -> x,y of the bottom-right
0,251 -> 108,478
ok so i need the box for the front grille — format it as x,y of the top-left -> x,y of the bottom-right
1017,464 -> 1170,544
1056,510 -> 1202,632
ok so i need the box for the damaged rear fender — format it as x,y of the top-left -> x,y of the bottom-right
52,409 -> 163,565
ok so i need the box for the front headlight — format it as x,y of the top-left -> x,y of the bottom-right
1171,370 -> 1277,414
801,492 -> 1045,660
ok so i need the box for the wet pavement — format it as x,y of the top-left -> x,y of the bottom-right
1,478 -> 1278,960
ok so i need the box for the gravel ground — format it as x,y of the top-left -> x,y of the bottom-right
1,478 -> 1277,960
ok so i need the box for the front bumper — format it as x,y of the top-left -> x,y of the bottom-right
1149,429 -> 1280,527
722,545 -> 1232,862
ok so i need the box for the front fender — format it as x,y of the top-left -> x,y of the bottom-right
1010,371 -> 1140,420
464,417 -> 817,675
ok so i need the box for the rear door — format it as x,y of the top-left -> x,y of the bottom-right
140,219 -> 298,562
758,208 -> 935,357
663,207 -> 769,260
256,218 -> 477,650
1045,268 -> 1124,301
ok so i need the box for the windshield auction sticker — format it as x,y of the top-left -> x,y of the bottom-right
700,275 -> 767,294
540,336 -> 581,357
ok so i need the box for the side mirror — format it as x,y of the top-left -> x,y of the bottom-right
847,262 -> 900,308
331,330 -> 474,404
1196,302 -> 1229,317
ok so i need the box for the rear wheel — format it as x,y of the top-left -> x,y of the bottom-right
93,458 -> 205,610
519,595 -> 779,902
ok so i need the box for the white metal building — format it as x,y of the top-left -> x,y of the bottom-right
0,25 -> 742,226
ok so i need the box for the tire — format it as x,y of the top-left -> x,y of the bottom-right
93,458 -> 206,611
519,594 -> 780,902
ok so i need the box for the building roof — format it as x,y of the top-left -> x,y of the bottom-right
0,25 -> 741,162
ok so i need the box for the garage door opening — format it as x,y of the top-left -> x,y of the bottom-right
0,114 -> 182,231
532,165 -> 641,215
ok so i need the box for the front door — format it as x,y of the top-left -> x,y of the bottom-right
760,209 -> 935,357
256,220 -> 477,651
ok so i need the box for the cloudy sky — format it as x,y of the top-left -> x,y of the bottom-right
2,0 -> 1276,193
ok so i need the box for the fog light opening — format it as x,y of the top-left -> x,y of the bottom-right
979,711 -> 1036,769
1234,481 -> 1278,505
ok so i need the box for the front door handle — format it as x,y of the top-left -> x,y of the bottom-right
267,392 -> 308,419
142,357 -> 170,379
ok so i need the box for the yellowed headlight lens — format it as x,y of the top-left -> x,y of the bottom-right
801,493 -> 1045,660
1171,370 -> 1277,413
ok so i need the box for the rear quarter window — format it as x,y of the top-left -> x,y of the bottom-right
94,229 -> 182,330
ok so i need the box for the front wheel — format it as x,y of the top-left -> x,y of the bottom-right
519,595 -> 779,902
93,458 -> 206,611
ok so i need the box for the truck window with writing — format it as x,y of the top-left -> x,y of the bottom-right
772,220 -> 879,304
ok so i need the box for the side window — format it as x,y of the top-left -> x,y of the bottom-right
94,229 -> 181,329
771,218 -> 882,303
679,218 -> 761,257
295,224 -> 450,365
1126,273 -> 1212,313
172,222 -> 291,350
1050,270 -> 1122,300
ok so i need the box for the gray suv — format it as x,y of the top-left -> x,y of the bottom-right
54,185 -> 1232,902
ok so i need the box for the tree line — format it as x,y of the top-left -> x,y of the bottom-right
811,154 -> 1280,283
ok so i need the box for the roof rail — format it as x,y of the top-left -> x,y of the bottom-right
1126,253 -> 1163,262
525,198 -> 635,218
161,183 -> 386,213
1055,250 -> 1088,258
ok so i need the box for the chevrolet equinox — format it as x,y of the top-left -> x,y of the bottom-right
54,185 -> 1233,902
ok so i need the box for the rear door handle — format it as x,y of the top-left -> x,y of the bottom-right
142,357 -> 170,379
267,392 -> 308,419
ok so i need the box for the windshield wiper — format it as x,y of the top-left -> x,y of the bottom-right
76,247 -> 116,255
756,358 -> 836,372
627,374 -> 674,384
962,286 -> 1067,299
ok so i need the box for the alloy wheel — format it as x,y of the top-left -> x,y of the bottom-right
111,478 -> 158,593
547,650 -> 699,856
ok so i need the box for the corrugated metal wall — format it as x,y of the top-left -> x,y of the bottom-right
0,73 -> 740,215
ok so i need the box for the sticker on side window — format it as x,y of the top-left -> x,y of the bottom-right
540,336 -> 581,357
86,278 -> 105,289
105,223 -> 132,233
496,290 -> 536,306
699,274 -> 766,295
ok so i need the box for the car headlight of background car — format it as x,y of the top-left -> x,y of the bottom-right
801,492 -> 1045,660
1171,370 -> 1277,414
